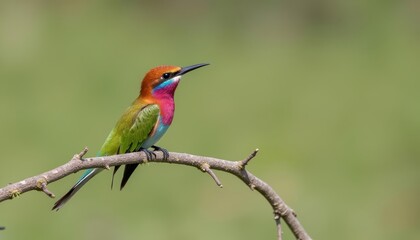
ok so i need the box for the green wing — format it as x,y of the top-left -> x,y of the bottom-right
99,104 -> 160,156
100,103 -> 160,189
119,104 -> 160,154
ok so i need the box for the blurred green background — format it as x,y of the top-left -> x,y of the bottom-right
0,0 -> 419,239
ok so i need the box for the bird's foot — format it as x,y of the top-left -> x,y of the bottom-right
139,148 -> 156,161
151,145 -> 169,160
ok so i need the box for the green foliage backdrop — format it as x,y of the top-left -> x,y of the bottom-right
0,1 -> 419,239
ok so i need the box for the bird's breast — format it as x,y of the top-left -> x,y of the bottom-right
140,96 -> 175,148
158,98 -> 175,125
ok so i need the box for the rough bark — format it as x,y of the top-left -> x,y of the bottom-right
0,148 -> 312,240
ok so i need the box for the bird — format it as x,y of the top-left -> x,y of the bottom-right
52,63 -> 209,210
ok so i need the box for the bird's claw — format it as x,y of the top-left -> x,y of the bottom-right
139,148 -> 156,161
152,145 -> 169,160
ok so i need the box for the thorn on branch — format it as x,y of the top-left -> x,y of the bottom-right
36,178 -> 55,198
200,163 -> 223,187
72,147 -> 89,161
239,148 -> 259,169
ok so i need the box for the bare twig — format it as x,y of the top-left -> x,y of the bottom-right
275,213 -> 282,240
200,163 -> 223,187
36,178 -> 55,198
239,148 -> 259,169
73,147 -> 89,161
0,148 -> 312,240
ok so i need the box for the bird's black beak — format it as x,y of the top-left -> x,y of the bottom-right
176,63 -> 209,76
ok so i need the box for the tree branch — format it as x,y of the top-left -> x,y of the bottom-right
0,148 -> 311,240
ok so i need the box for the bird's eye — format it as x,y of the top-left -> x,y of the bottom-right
161,72 -> 171,80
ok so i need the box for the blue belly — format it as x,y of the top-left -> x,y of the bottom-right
141,122 -> 169,149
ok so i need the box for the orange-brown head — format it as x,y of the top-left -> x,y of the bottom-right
140,63 -> 209,98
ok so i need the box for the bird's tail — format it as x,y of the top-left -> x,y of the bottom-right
52,168 -> 103,211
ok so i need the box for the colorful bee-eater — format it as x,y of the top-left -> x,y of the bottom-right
52,63 -> 209,210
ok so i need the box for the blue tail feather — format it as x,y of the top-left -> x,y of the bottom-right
52,168 -> 103,211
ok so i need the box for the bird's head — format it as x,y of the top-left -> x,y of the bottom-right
140,63 -> 209,97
